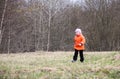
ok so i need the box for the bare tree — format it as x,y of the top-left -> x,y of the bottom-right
0,0 -> 119,53
0,0 -> 8,45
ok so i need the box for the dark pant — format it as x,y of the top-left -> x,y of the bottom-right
73,49 -> 84,62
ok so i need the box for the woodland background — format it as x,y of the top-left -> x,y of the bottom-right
0,0 -> 120,53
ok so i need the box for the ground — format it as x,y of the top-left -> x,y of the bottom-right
0,51 -> 120,79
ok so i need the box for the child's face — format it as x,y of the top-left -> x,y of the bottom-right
75,32 -> 80,35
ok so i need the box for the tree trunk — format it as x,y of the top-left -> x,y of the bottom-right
7,22 -> 10,54
0,0 -> 8,45
47,2 -> 52,51
47,11 -> 51,51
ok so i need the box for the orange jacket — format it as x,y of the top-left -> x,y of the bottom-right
74,34 -> 85,50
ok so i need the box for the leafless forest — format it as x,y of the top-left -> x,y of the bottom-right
0,0 -> 120,53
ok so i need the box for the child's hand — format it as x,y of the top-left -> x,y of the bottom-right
79,43 -> 83,46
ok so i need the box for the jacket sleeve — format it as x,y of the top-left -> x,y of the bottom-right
81,35 -> 85,44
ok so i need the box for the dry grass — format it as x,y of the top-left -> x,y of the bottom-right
0,51 -> 120,79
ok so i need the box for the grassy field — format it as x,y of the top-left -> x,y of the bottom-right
0,51 -> 120,79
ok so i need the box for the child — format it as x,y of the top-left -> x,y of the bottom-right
72,28 -> 86,62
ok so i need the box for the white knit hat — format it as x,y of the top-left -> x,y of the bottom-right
75,28 -> 82,34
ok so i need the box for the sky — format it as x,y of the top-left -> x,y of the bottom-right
25,0 -> 80,3
70,0 -> 78,3
70,0 -> 85,5
24,0 -> 84,5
